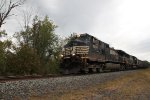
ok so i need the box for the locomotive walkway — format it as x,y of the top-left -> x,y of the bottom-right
0,69 -> 149,100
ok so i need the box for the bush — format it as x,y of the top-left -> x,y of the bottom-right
6,45 -> 42,75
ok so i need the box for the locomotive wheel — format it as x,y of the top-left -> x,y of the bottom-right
64,69 -> 69,74
69,62 -> 81,74
88,68 -> 93,73
100,67 -> 103,73
80,68 -> 88,74
120,65 -> 125,71
132,65 -> 137,69
96,68 -> 100,73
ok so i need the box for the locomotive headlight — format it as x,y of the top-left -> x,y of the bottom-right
60,54 -> 63,57
72,53 -> 75,56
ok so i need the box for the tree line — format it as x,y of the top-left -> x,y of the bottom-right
0,0 -> 62,76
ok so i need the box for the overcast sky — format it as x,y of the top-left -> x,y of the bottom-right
2,0 -> 150,61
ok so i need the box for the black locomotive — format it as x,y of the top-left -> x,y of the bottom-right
60,33 -> 148,74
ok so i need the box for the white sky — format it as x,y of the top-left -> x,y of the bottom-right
2,0 -> 150,61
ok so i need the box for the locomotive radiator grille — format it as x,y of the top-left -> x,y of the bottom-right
64,47 -> 72,56
74,46 -> 89,54
63,46 -> 89,56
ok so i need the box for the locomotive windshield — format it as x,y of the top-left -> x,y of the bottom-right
62,34 -> 89,57
64,39 -> 87,47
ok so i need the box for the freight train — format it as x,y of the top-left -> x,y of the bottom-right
60,33 -> 148,74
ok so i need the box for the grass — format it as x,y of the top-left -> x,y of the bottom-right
30,68 -> 150,100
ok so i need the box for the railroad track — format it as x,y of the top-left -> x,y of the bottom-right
0,69 -> 137,83
0,74 -> 88,82
0,74 -> 62,83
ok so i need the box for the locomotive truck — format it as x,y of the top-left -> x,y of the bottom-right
60,33 -> 147,74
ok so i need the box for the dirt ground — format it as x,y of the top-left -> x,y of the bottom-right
30,68 -> 150,100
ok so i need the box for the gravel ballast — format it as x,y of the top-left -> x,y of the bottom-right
0,70 -> 135,100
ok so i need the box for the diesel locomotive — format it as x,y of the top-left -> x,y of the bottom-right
60,33 -> 147,74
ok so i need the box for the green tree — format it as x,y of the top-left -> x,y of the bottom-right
0,41 -> 6,75
31,16 -> 58,62
6,45 -> 42,75
0,0 -> 25,75
14,15 -> 61,74
142,60 -> 150,68
64,33 -> 79,43
0,30 -> 12,75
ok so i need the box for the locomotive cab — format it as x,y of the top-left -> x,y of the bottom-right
62,39 -> 89,57
60,35 -> 90,74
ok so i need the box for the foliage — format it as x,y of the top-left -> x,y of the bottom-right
31,16 -> 58,62
64,33 -> 79,43
6,45 -> 42,75
15,16 -> 59,59
0,41 -> 6,75
0,30 -> 7,38
0,30 -> 12,75
0,0 -> 25,75
142,60 -> 150,67
12,15 -> 61,75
